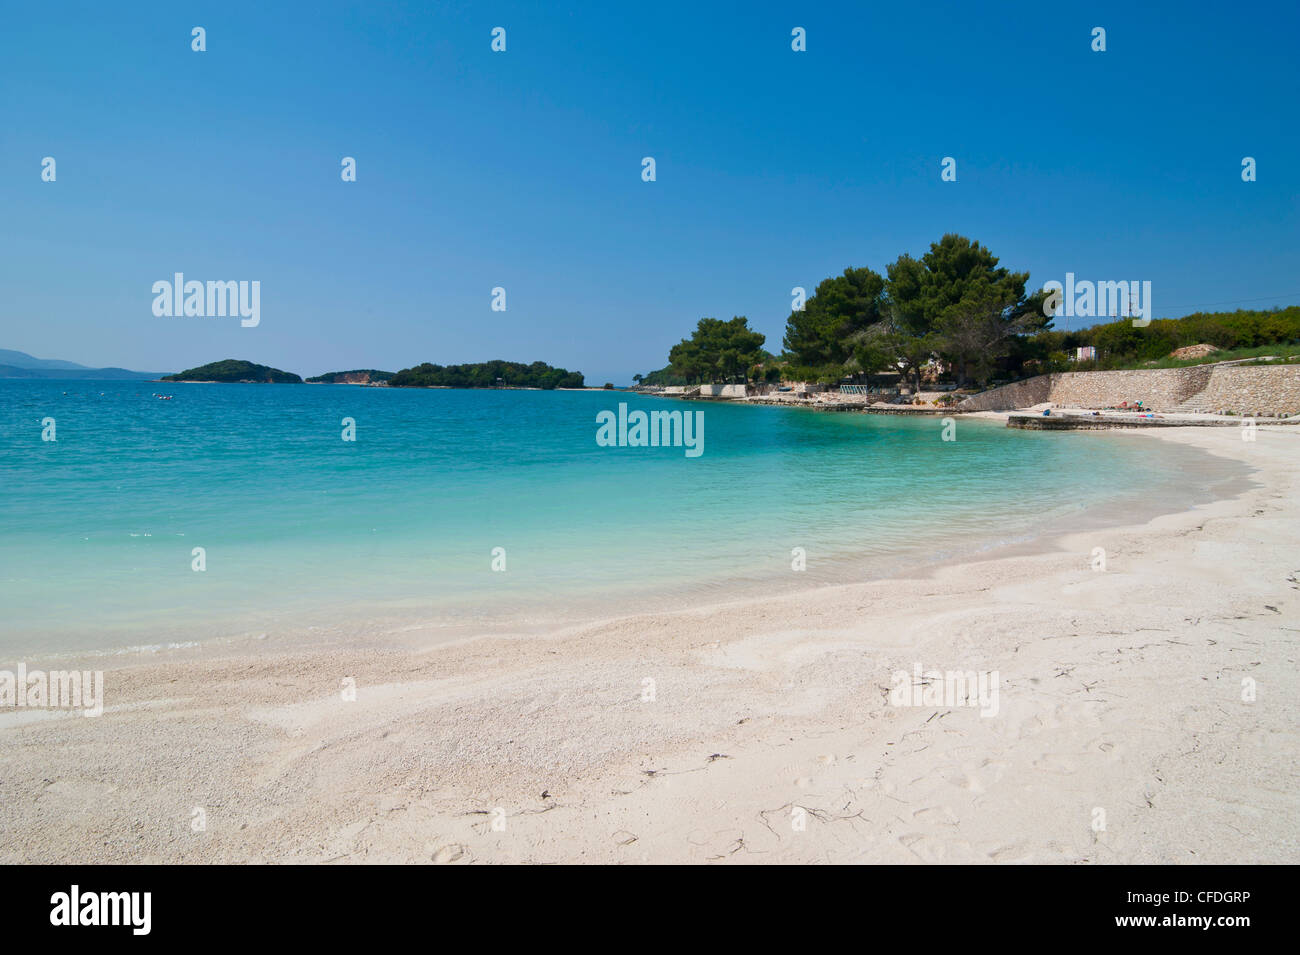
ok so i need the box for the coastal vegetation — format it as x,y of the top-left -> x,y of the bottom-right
640,233 -> 1299,390
639,317 -> 776,387
1024,307 -> 1300,373
388,360 -> 583,389
162,359 -> 302,383
644,234 -> 1049,388
637,366 -> 687,387
666,317 -> 769,385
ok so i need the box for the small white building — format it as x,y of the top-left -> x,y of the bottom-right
1074,346 -> 1097,361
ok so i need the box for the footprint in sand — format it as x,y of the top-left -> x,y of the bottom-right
940,768 -> 984,793
432,844 -> 466,864
1031,753 -> 1078,775
988,842 -> 1036,863
912,805 -> 959,826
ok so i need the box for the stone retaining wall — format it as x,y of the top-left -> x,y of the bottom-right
958,364 -> 1300,415
955,375 -> 1051,411
1196,365 -> 1300,415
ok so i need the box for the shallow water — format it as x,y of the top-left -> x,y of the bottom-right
0,380 -> 1245,655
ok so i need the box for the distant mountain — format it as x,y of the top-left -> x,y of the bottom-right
0,349 -> 90,370
162,359 -> 302,384
0,349 -> 165,379
305,369 -> 395,384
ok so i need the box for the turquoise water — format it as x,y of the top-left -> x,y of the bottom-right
0,380 -> 1234,655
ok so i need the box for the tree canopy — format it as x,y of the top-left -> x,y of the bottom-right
389,360 -> 583,389
163,359 -> 302,383
782,267 -> 886,368
882,235 -> 1048,387
667,317 -> 767,384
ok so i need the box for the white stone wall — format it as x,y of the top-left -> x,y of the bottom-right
697,384 -> 748,398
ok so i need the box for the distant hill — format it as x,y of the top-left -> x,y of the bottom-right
0,364 -> 43,378
305,369 -> 395,384
0,348 -> 89,370
162,359 -> 302,384
389,360 -> 584,389
0,349 -> 165,380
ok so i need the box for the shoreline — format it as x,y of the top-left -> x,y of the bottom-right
2,419 -> 1247,664
1,425 -> 1296,863
654,388 -> 1300,429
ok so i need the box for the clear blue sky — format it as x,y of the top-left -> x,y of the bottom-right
2,0 -> 1297,383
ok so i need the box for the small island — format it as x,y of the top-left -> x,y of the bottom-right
162,359 -> 302,384
389,360 -> 583,389
305,369 -> 395,385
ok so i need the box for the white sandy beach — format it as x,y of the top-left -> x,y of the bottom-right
2,424 -> 1297,864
